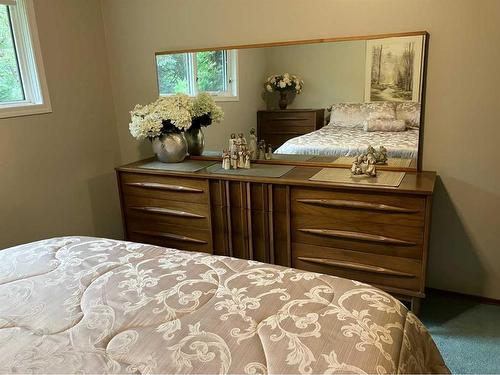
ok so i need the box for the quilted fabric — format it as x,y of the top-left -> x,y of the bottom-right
0,237 -> 448,374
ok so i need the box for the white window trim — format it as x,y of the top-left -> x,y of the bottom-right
0,0 -> 51,119
157,49 -> 239,102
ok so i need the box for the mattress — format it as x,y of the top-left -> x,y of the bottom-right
275,124 -> 419,159
0,237 -> 448,374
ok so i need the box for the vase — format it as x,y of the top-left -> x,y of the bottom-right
152,133 -> 187,163
279,91 -> 288,110
185,126 -> 205,156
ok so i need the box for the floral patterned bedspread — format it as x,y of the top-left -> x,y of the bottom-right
275,124 -> 419,159
0,237 -> 448,374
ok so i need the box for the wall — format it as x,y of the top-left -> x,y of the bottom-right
264,41 -> 366,109
101,0 -> 500,300
0,0 -> 122,247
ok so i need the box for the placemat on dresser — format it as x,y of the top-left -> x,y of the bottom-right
310,168 -> 406,187
332,156 -> 413,168
206,163 -> 294,178
139,160 -> 218,172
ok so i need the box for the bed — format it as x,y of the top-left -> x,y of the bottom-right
275,123 -> 420,159
0,236 -> 448,374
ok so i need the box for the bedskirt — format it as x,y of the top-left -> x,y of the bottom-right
0,237 -> 448,374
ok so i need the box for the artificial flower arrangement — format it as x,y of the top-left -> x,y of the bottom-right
129,92 -> 224,140
264,73 -> 304,94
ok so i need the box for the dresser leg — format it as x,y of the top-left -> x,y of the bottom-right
410,297 -> 421,315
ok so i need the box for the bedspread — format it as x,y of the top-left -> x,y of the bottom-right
275,124 -> 419,159
0,237 -> 448,374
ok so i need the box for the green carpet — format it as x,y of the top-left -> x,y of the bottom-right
420,291 -> 500,374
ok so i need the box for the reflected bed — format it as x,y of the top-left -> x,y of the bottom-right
275,123 -> 419,159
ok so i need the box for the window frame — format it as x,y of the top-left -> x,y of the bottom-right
156,49 -> 239,102
0,0 -> 51,119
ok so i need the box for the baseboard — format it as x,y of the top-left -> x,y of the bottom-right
426,287 -> 500,306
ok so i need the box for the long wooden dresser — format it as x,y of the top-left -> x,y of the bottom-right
116,159 -> 436,312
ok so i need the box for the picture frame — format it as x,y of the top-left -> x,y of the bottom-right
365,35 -> 425,102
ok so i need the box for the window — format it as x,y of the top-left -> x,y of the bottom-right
0,0 -> 50,118
156,49 -> 238,101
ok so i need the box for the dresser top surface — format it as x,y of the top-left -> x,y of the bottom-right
117,158 -> 436,195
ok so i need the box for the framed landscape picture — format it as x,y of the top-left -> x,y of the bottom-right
365,35 -> 425,102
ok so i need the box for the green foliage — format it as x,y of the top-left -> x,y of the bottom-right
156,51 -> 226,96
0,5 -> 24,103
196,51 -> 225,93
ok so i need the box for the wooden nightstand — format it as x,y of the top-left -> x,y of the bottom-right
257,109 -> 325,149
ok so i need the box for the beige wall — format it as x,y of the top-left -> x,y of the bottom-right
101,0 -> 500,300
0,0 -> 122,247
264,41 -> 366,109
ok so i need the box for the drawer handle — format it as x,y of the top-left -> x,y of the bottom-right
297,199 -> 420,213
130,206 -> 205,219
298,228 -> 416,246
297,257 -> 416,278
126,182 -> 203,193
131,230 -> 207,244
270,117 -> 309,121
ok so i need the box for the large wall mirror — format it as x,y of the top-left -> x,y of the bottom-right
155,31 -> 428,171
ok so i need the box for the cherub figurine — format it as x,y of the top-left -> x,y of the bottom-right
248,128 -> 257,160
222,149 -> 231,170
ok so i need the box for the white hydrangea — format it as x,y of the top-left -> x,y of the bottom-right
191,92 -> 224,122
264,73 -> 304,94
128,92 -> 224,140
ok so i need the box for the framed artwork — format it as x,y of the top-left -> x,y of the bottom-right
365,35 -> 425,102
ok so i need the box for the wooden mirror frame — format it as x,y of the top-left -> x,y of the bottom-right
156,31 -> 429,172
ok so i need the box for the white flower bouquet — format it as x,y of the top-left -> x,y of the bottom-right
129,92 -> 224,140
265,73 -> 304,94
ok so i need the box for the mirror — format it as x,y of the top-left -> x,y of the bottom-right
155,32 -> 427,171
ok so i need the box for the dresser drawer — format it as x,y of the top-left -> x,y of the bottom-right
120,173 -> 209,204
292,243 -> 422,293
260,111 -> 316,122
123,196 -> 210,230
291,187 -> 426,220
127,221 -> 211,253
291,187 -> 425,259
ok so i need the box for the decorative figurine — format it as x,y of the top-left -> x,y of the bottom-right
238,133 -> 247,147
238,149 -> 245,168
265,144 -> 273,160
374,146 -> 388,164
222,149 -> 231,170
229,133 -> 237,153
258,140 -> 266,160
244,151 -> 251,169
248,128 -> 257,160
351,145 -> 379,177
230,151 -> 238,169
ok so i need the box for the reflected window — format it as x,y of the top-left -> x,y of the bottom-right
156,49 -> 238,100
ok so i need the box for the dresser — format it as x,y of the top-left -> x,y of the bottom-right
257,109 -> 325,149
116,160 -> 435,313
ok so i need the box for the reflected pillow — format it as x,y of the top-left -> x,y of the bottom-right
365,102 -> 397,120
328,102 -> 397,127
328,103 -> 367,127
364,118 -> 406,132
396,102 -> 421,128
